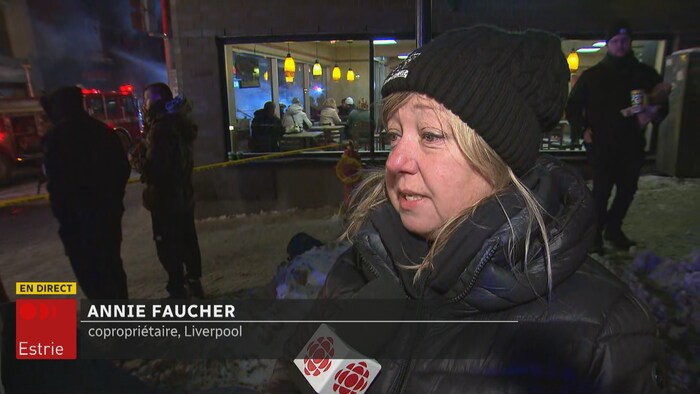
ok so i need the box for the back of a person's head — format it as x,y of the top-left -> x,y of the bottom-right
357,99 -> 369,111
41,86 -> 84,124
323,98 -> 337,108
144,82 -> 173,103
291,97 -> 301,105
264,101 -> 276,113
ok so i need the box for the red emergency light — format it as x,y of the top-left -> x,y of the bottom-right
81,88 -> 101,95
119,84 -> 134,95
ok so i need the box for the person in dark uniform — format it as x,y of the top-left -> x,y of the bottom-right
566,20 -> 669,252
42,86 -> 130,299
132,83 -> 203,299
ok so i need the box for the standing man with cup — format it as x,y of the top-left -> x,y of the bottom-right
566,20 -> 669,252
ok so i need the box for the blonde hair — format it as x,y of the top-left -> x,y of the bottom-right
323,98 -> 337,109
357,98 -> 369,111
343,92 -> 552,295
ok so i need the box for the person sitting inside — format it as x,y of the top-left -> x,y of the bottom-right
319,98 -> 343,126
282,98 -> 312,133
346,98 -> 371,146
338,96 -> 355,120
251,101 -> 284,152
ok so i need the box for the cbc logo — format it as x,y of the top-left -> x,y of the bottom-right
18,300 -> 59,321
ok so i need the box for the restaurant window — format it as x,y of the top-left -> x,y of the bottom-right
224,39 -> 376,153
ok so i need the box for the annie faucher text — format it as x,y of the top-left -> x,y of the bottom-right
87,324 -> 243,340
85,303 -> 236,319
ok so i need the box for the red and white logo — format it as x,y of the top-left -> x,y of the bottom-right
304,336 -> 335,376
294,324 -> 381,393
333,361 -> 370,394
16,299 -> 76,359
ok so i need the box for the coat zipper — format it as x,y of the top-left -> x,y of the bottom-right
357,249 -> 381,279
448,242 -> 499,303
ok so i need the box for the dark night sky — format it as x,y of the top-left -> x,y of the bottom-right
27,0 -> 167,93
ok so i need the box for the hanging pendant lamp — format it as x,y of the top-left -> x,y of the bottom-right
312,42 -> 322,79
332,43 -> 341,81
284,43 -> 296,72
346,41 -> 355,82
567,49 -> 579,73
284,42 -> 296,83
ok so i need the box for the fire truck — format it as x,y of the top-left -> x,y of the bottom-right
0,85 -> 141,185
82,84 -> 142,143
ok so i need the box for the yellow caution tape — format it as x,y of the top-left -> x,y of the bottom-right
0,144 -> 341,208
16,281 -> 77,295
0,194 -> 49,208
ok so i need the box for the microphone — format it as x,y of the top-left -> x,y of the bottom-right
293,324 -> 381,394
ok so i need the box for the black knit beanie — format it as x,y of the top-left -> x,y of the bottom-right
381,25 -> 569,176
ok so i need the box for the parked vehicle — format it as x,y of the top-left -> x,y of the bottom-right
82,84 -> 142,144
0,98 -> 48,185
0,84 -> 141,185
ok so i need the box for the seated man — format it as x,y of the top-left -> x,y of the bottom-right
251,101 -> 284,152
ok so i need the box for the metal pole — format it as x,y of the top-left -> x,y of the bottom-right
416,0 -> 432,47
161,0 -> 176,93
21,64 -> 34,98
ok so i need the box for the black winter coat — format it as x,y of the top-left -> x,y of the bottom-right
279,157 -> 662,393
44,112 -> 130,254
251,109 -> 284,152
566,53 -> 664,155
138,104 -> 197,213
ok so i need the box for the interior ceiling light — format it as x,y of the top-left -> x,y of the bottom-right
576,47 -> 601,53
332,65 -> 341,81
312,41 -> 322,78
593,41 -> 607,47
332,44 -> 341,81
567,50 -> 579,73
373,39 -> 397,45
284,42 -> 296,73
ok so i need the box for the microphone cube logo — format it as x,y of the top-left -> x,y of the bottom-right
304,336 -> 335,376
16,299 -> 76,359
294,324 -> 381,393
333,361 -> 370,394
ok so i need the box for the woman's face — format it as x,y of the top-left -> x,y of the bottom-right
385,95 -> 494,237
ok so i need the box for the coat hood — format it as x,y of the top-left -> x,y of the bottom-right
145,96 -> 198,143
286,103 -> 304,115
41,86 -> 85,124
354,155 -> 596,312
